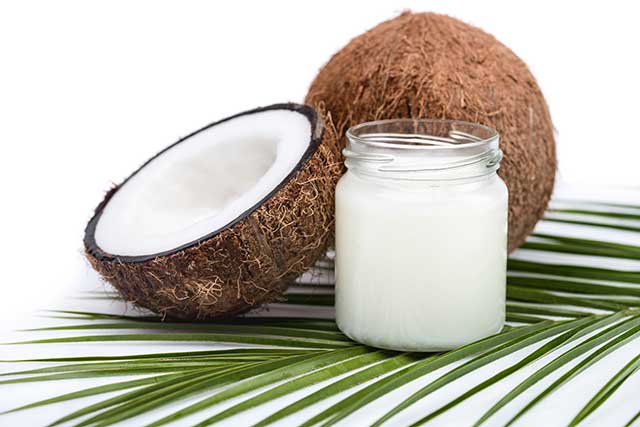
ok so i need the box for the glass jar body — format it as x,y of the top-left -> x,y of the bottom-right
335,170 -> 508,351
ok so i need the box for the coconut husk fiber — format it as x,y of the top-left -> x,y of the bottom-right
306,12 -> 556,252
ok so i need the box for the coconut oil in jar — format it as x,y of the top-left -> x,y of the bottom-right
335,119 -> 508,351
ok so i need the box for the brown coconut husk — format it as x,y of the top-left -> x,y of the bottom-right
85,104 -> 341,320
306,12 -> 556,252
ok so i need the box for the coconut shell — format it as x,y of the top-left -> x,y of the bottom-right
306,12 -> 556,252
85,104 -> 341,320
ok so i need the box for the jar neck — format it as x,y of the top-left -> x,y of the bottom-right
344,119 -> 502,183
348,168 -> 500,188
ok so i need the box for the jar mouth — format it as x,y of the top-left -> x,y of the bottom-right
346,119 -> 498,150
344,119 -> 501,181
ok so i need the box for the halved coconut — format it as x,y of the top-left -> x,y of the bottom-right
85,103 -> 339,320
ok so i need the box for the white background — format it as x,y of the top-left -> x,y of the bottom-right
0,1 -> 639,426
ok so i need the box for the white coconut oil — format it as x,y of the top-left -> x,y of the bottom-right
335,119 -> 508,351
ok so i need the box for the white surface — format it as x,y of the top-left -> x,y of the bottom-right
1,1 -> 639,426
95,109 -> 311,255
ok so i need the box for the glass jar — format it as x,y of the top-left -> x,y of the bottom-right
335,119 -> 508,351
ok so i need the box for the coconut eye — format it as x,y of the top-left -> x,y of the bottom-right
84,104 -> 339,320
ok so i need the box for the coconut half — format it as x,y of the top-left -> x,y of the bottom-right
85,103 -> 339,320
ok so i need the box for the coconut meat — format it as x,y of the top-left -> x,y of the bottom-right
94,109 -> 312,256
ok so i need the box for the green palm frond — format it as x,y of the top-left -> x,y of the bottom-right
625,410 -> 640,427
1,198 -> 640,426
569,351 -> 640,426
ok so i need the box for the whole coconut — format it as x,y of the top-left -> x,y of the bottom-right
306,12 -> 556,252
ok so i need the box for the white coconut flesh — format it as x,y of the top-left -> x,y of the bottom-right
94,109 -> 313,256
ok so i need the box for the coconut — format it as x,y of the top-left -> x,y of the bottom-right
306,12 -> 556,252
84,103 -> 340,320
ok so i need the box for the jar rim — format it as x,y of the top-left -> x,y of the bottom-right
346,118 -> 498,151
343,118 -> 501,181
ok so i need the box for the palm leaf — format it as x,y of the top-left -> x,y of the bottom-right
407,316 -> 608,426
1,371 -> 200,414
369,317 -> 599,427
569,351 -> 640,426
49,365 -> 253,427
502,318 -> 640,426
0,367 -> 213,385
252,352 -> 420,427
625,410 -> 640,427
543,217 -> 640,233
505,303 -> 591,319
549,207 -> 640,220
2,199 -> 640,427
507,259 -> 640,284
1,348 -> 311,363
477,312 -> 640,426
506,275 -> 640,297
180,350 -> 390,427
142,347 -> 371,427
23,321 -> 350,341
301,322 -> 559,427
10,331 -> 351,349
552,199 -> 640,210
